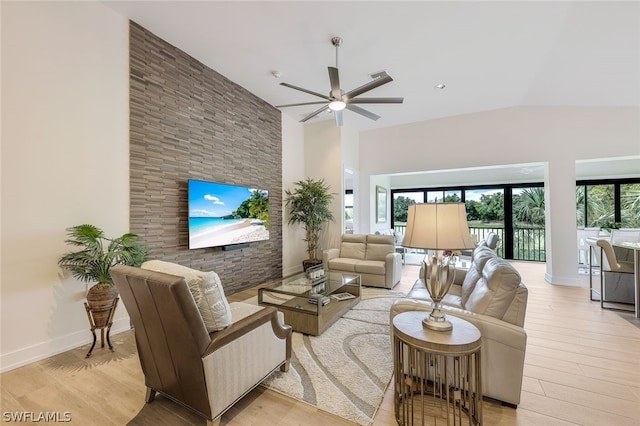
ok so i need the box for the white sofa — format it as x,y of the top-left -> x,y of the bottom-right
323,234 -> 403,289
390,245 -> 528,407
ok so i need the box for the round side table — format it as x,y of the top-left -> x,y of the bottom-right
393,311 -> 482,425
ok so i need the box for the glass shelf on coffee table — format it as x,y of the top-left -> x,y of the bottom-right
258,271 -> 361,336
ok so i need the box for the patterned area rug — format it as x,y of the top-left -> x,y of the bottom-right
259,288 -> 405,425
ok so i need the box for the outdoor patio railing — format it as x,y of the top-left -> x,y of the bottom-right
393,224 -> 546,261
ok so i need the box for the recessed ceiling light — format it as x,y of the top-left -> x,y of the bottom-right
435,83 -> 446,90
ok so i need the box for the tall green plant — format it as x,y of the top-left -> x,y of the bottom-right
58,224 -> 148,285
285,178 -> 335,261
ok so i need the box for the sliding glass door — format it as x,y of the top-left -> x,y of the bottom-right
391,184 -> 544,261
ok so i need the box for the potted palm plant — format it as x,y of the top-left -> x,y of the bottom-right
58,224 -> 147,327
284,178 -> 335,270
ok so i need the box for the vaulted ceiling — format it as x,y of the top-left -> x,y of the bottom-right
105,1 -> 639,131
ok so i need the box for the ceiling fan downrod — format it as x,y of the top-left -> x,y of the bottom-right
331,36 -> 342,69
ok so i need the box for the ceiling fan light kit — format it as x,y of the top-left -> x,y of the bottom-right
328,101 -> 346,111
276,36 -> 403,127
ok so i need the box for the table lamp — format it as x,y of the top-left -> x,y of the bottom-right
402,203 -> 476,331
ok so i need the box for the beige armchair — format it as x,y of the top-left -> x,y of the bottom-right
110,265 -> 292,426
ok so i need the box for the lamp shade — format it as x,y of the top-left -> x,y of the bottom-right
402,203 -> 476,250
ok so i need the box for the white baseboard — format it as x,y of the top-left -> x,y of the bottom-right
544,273 -> 584,287
0,316 -> 132,374
283,265 -> 303,277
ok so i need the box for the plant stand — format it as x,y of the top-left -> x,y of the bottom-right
84,297 -> 119,358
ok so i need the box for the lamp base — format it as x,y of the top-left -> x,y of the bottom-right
422,316 -> 453,331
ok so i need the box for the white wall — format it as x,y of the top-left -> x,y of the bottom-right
1,2 -> 130,371
281,115 -> 306,276
0,1 -> 312,372
304,121 -> 343,251
359,106 -> 640,285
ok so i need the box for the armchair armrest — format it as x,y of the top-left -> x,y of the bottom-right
205,306 -> 292,358
203,305 -> 292,421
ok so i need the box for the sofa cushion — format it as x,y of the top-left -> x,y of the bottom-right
354,260 -> 386,275
341,242 -> 366,260
340,234 -> 366,260
376,229 -> 403,245
464,257 -> 521,319
367,234 -> 394,245
141,260 -> 232,332
408,279 -> 432,300
407,279 -> 463,310
328,258 -> 359,272
365,235 -> 395,260
461,246 -> 496,305
342,234 -> 367,244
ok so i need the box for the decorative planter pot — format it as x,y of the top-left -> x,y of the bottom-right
86,284 -> 118,328
302,259 -> 323,271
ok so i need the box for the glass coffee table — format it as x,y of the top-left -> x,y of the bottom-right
258,271 -> 361,336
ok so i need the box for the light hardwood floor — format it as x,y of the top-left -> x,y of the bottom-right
1,262 -> 639,425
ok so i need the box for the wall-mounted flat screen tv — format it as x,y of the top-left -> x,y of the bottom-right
188,179 -> 269,249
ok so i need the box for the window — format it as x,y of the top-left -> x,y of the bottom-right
391,177 -> 639,261
465,188 -> 505,258
392,184 -> 543,261
576,178 -> 640,229
621,183 -> 640,227
392,192 -> 423,234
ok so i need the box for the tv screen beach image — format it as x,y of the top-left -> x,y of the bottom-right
188,180 -> 269,249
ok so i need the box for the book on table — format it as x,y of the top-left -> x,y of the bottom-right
308,296 -> 331,306
331,292 -> 356,301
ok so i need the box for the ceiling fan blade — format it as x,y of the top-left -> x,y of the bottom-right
346,104 -> 380,121
276,101 -> 329,108
348,97 -> 404,104
334,110 -> 344,127
300,105 -> 329,123
344,72 -> 393,100
328,67 -> 341,99
280,82 -> 331,101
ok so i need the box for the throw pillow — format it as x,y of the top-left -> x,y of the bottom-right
189,271 -> 232,332
141,260 -> 232,332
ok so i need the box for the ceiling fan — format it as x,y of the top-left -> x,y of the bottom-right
276,36 -> 404,127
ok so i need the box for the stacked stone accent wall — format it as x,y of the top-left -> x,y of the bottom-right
129,22 -> 282,293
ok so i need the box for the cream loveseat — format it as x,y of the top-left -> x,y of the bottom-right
323,234 -> 403,289
390,245 -> 528,407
